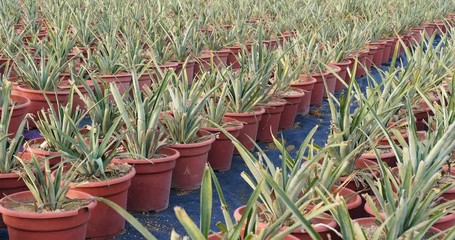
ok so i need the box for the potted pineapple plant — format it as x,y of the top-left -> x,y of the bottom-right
0,157 -> 97,240
161,72 -> 215,190
200,70 -> 244,171
111,72 -> 180,211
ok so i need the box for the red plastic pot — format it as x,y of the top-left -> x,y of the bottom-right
442,165 -> 455,201
323,65 -> 341,98
194,53 -> 212,76
12,85 -> 70,128
381,40 -> 392,63
361,149 -> 397,168
112,147 -> 179,212
365,49 -> 374,70
307,185 -> 363,219
95,72 -> 132,97
257,100 -> 287,142
0,172 -> 27,228
226,46 -> 242,70
386,38 -> 399,61
170,131 -> 215,190
25,138 -> 62,166
58,80 -> 94,112
201,118 -> 244,171
0,190 -> 96,240
410,28 -> 425,45
66,166 -> 136,239
0,95 -> 30,135
310,71 -> 331,106
279,89 -> 305,130
225,107 -> 265,153
291,75 -> 316,115
423,22 -> 438,37
368,42 -> 386,66
173,60 -> 196,85
202,49 -> 230,67
234,205 -> 337,240
331,60 -> 352,92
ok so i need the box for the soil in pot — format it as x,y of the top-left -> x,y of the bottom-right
170,130 -> 215,190
0,95 -> 30,135
64,163 -> 135,239
225,107 -> 266,153
257,100 -> 287,143
279,88 -> 305,130
0,190 -> 97,240
234,205 -> 338,240
112,147 -> 179,212
201,118 -> 244,171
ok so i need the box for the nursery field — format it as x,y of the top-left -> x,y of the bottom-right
0,0 -> 454,239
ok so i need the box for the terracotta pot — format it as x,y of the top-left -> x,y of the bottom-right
0,190 -> 96,240
225,107 -> 266,153
410,28 -> 424,45
95,72 -> 132,98
112,147 -> 179,212
12,85 -> 70,128
381,40 -> 392,64
25,138 -> 62,166
423,23 -> 438,37
257,100 -> 287,142
323,65 -> 341,98
263,39 -> 279,50
0,172 -> 27,228
339,158 -> 379,193
173,60 -> 196,85
368,42 -> 386,66
364,198 -> 455,231
0,95 -> 30,135
364,49 -> 375,70
202,49 -> 230,67
67,166 -> 136,239
234,205 -> 337,240
291,75 -> 317,115
226,46 -> 241,70
434,20 -> 447,34
279,89 -> 305,130
354,217 -> 442,237
361,148 -> 397,167
170,131 -> 215,190
308,185 -> 363,219
441,165 -> 455,201
386,38 -> 399,61
347,51 -> 367,77
310,71 -> 331,106
58,80 -> 94,112
193,53 -> 212,77
331,60 -> 352,92
201,118 -> 244,171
